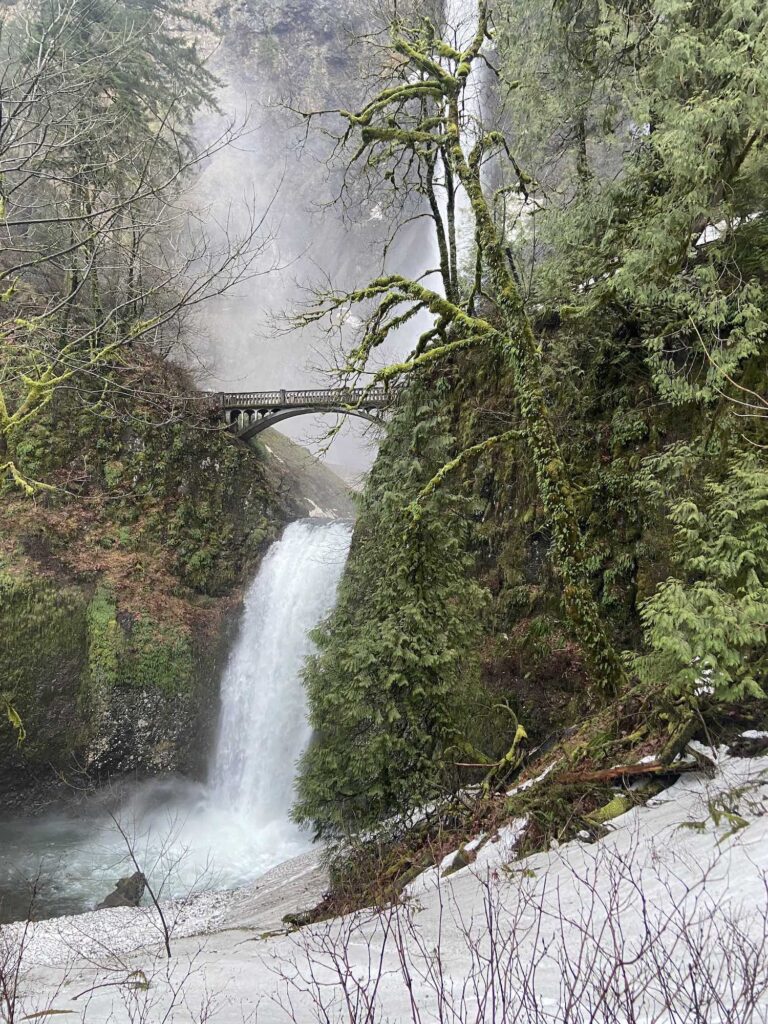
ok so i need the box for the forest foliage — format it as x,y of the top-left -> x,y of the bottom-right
0,0 -> 279,757
0,0 -> 263,494
293,0 -> 768,840
295,382 -> 487,837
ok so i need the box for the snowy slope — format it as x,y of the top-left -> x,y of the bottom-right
9,745 -> 768,1022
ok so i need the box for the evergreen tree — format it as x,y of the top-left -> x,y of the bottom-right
500,0 -> 768,410
632,450 -> 768,703
0,0 -> 257,493
497,0 -> 768,717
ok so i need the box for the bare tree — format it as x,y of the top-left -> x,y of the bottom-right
0,873 -> 75,1023
271,842 -> 768,1023
0,815 -> 218,1022
0,0 -> 278,494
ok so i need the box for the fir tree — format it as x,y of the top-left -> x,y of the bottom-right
632,450 -> 768,703
498,0 -> 768,716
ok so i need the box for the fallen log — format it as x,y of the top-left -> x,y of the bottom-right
558,758 -> 706,785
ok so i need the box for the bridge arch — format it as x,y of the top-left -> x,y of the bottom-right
230,405 -> 383,440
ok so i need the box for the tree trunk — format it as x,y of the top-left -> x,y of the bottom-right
447,105 -> 628,696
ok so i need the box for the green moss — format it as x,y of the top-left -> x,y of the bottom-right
84,587 -> 123,693
8,351 -> 285,598
0,570 -> 204,771
0,351 -> 300,790
504,780 -> 612,856
442,845 -> 475,876
127,420 -> 279,595
121,618 -> 194,695
584,793 -> 633,825
117,526 -> 132,549
0,571 -> 88,764
104,460 -> 125,488
4,420 -> 71,482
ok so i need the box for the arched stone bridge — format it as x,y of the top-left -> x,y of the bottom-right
213,387 -> 393,440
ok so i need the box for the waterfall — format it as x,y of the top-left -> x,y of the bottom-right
0,519 -> 352,922
444,0 -> 488,269
210,519 -> 352,816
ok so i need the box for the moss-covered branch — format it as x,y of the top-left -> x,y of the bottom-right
324,2 -> 628,695
410,428 -> 522,511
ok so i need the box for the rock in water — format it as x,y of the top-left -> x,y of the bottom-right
96,870 -> 146,910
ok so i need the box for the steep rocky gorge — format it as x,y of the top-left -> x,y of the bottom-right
0,394 -> 353,812
0,0 -> 376,812
189,0 -> 432,480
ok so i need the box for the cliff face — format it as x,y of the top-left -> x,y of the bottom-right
187,0 -> 429,482
0,357 -> 352,811
255,428 -> 357,520
201,0 -> 368,90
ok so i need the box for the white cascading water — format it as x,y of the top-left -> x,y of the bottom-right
0,518 -> 352,922
210,518 -> 351,817
444,0 -> 485,269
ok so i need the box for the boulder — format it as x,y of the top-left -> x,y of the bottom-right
96,870 -> 146,910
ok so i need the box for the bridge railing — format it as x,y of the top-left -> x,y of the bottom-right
218,387 -> 392,409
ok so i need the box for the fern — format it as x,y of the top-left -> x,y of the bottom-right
293,383 -> 487,839
632,453 -> 768,701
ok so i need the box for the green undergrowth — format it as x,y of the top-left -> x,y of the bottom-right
0,571 -> 211,776
505,780 -> 624,858
297,676 -> 763,923
291,740 -> 677,926
1,350 -> 282,600
85,587 -> 123,699
121,618 -> 195,695
84,586 -> 194,701
293,381 -> 488,838
0,570 -> 89,765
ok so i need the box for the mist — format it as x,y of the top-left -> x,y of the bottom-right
185,1 -> 437,480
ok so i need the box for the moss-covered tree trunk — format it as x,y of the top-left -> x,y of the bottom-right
333,6 -> 628,696
445,97 -> 628,696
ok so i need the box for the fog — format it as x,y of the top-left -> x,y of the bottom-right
186,4 -> 436,480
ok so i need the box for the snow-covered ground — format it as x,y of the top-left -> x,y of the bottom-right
7,744 -> 768,1022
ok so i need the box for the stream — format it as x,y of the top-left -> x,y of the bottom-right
0,519 -> 352,924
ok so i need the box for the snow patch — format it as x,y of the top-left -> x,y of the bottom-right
506,761 -> 556,797
305,497 -> 334,518
11,753 -> 768,1022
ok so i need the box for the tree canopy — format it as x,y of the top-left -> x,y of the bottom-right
0,0 -> 266,493
293,0 -> 768,838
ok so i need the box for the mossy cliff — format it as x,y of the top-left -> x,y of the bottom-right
294,333 -> 765,841
0,353 -> 351,808
0,575 -> 215,799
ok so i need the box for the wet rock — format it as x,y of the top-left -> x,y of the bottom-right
282,908 -> 315,929
442,845 -> 476,877
96,870 -> 146,910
